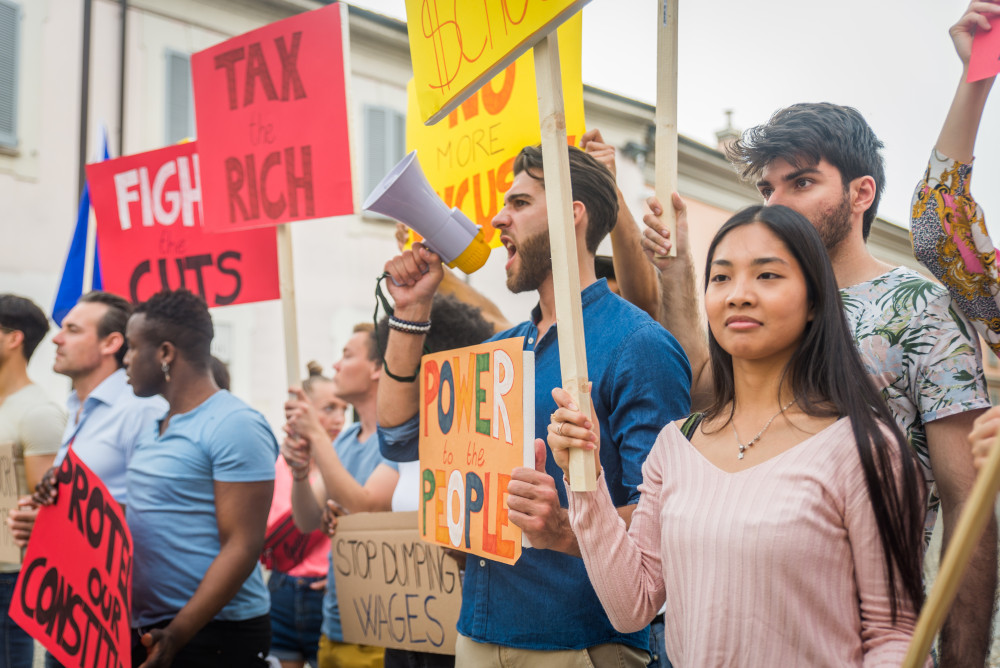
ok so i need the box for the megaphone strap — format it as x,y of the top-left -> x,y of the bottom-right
374,272 -> 429,384
382,362 -> 420,384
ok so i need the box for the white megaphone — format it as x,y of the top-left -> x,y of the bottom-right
363,151 -> 491,274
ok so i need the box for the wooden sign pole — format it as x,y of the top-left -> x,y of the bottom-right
533,32 -> 596,492
655,0 -> 679,257
902,433 -> 1000,666
277,225 -> 301,390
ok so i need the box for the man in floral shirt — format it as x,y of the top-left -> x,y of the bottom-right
643,100 -> 994,667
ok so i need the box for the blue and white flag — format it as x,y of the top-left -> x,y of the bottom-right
52,130 -> 110,326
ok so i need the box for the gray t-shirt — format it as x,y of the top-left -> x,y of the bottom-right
0,383 -> 65,571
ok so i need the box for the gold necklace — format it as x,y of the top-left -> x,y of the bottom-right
732,399 -> 796,460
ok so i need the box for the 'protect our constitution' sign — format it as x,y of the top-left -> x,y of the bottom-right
10,450 -> 132,668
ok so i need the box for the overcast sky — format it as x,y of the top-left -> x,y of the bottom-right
350,0 -> 1000,236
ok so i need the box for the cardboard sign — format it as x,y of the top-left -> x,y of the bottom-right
86,141 -> 280,307
333,512 -> 462,655
968,16 -> 1000,83
10,450 -> 132,668
191,3 -> 354,231
0,442 -> 20,563
405,0 -> 590,124
418,338 -> 533,565
405,14 -> 585,249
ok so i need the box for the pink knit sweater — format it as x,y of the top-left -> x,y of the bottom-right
568,417 -> 929,667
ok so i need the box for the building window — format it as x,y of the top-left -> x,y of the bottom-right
165,50 -> 195,144
363,105 -> 405,200
0,0 -> 20,149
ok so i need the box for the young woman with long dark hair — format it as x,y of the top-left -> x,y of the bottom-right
546,205 -> 928,666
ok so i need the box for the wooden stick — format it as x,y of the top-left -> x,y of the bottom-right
655,0 -> 679,257
902,431 -> 1000,666
533,32 -> 596,492
277,225 -> 301,390
83,206 -> 97,292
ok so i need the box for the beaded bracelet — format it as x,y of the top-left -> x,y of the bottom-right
291,465 -> 311,481
388,315 -> 432,335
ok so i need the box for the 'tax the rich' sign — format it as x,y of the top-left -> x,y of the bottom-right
191,3 -> 355,231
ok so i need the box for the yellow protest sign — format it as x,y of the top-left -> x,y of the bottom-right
419,338 -> 533,566
406,14 -> 584,249
405,0 -> 589,124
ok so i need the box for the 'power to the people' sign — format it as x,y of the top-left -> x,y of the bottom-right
418,338 -> 533,565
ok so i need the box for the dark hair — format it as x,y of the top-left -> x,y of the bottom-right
377,294 -> 495,356
302,360 -> 332,395
133,289 -> 214,369
594,255 -> 616,282
703,205 -> 925,619
0,295 -> 49,361
79,291 -> 133,367
513,145 -> 619,253
210,356 -> 231,390
726,103 -> 885,240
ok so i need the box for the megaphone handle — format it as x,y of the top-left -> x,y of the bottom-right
387,264 -> 431,287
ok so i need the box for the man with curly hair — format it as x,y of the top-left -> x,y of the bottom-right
643,99 -> 996,666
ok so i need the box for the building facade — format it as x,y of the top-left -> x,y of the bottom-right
0,0 -> 956,427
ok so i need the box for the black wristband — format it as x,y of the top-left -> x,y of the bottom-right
383,360 -> 419,383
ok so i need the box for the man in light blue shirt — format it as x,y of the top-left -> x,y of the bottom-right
285,323 -> 399,667
48,291 -> 165,506
27,292 -> 166,668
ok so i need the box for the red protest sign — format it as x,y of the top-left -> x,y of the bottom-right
968,16 -> 1000,82
191,3 -> 354,231
86,141 -> 280,307
10,450 -> 132,668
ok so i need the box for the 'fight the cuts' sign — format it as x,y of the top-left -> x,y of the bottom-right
86,141 -> 280,307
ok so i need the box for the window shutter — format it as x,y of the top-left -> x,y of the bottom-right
0,0 -> 20,148
165,50 -> 194,144
363,105 -> 406,199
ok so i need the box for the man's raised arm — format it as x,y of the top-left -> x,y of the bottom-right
377,243 -> 444,428
642,193 -> 713,410
580,129 -> 660,319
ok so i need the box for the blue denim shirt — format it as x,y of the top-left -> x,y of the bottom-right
379,279 -> 691,651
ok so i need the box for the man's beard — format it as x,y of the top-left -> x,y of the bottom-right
814,192 -> 852,252
506,229 -> 552,294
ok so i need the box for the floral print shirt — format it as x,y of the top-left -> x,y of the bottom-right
841,267 -> 990,533
911,150 -> 1000,355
